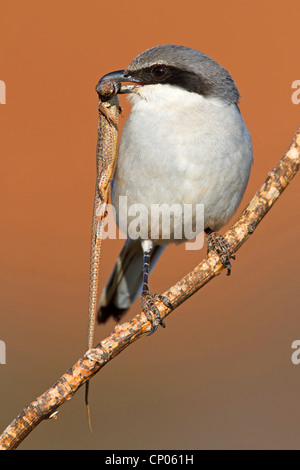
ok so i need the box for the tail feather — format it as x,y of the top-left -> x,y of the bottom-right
97,239 -> 164,324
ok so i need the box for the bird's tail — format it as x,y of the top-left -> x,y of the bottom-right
97,239 -> 164,324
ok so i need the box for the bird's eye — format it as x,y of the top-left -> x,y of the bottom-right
151,65 -> 167,78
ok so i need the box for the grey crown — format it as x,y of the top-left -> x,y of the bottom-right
125,44 -> 240,105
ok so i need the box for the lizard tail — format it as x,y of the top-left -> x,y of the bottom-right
85,381 -> 93,434
97,239 -> 164,323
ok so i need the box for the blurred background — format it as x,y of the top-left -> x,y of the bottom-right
1,0 -> 300,450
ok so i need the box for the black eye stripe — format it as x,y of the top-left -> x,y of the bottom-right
125,65 -> 212,97
151,65 -> 167,77
127,65 -> 171,83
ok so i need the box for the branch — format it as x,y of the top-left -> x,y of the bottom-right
1,127 -> 299,450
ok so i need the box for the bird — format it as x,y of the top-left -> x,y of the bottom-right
96,44 -> 253,331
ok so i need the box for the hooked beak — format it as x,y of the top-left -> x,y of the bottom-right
95,69 -> 142,97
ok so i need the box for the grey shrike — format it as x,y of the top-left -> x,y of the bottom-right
96,44 -> 253,330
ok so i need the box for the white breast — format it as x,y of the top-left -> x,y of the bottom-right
112,84 -> 253,242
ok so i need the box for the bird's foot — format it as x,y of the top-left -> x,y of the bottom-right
206,230 -> 235,275
141,291 -> 173,335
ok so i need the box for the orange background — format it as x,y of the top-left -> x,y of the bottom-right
1,0 -> 300,450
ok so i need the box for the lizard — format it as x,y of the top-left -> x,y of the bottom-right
85,78 -> 120,432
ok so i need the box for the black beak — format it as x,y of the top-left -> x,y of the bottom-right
95,69 -> 142,97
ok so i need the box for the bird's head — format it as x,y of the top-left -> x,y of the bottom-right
96,44 -> 240,105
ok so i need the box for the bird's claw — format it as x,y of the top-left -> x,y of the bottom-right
141,291 -> 173,335
206,231 -> 235,275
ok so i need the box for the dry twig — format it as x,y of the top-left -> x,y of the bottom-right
0,127 -> 299,450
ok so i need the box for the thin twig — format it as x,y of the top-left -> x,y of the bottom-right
0,127 -> 299,450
